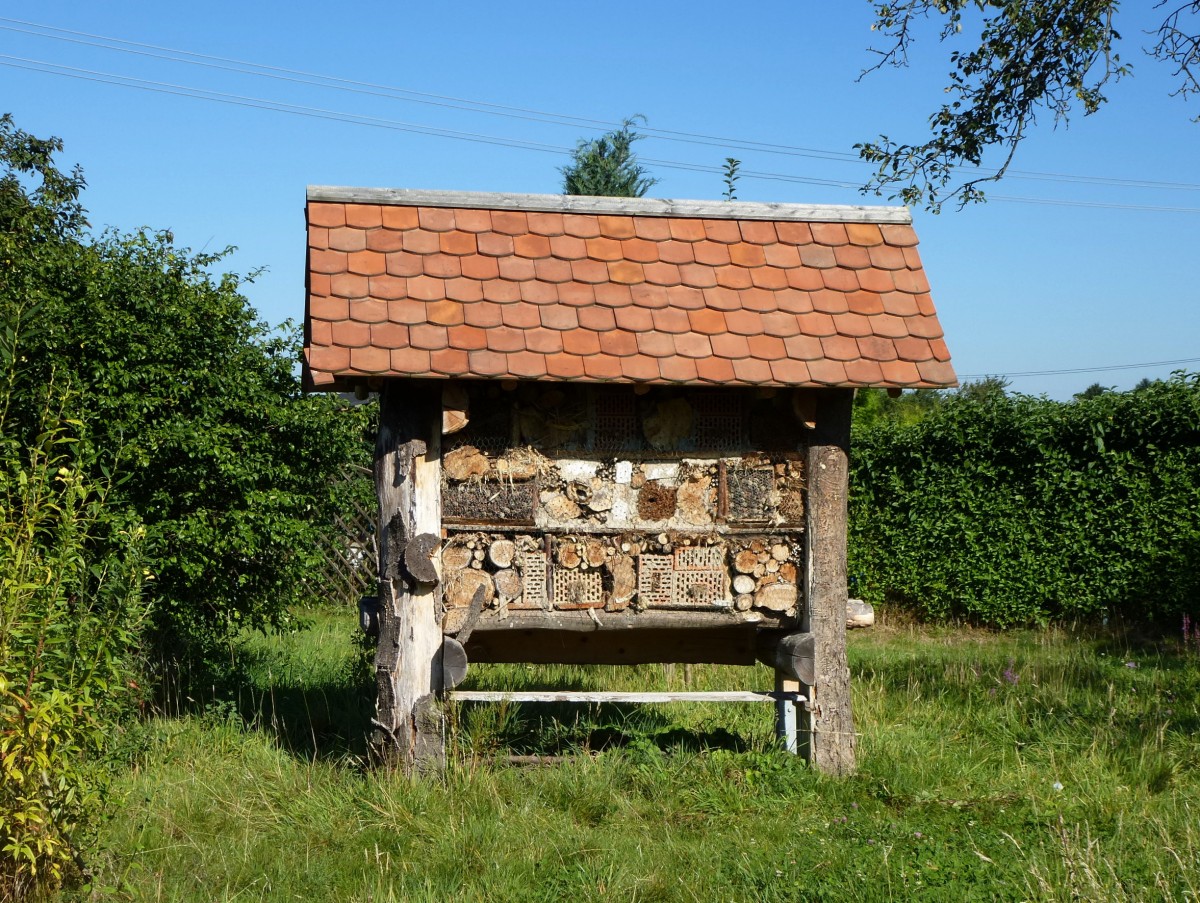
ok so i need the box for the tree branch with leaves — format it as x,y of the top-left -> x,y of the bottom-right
856,1 -> 1199,211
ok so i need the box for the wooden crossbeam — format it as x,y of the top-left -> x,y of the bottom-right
448,690 -> 805,704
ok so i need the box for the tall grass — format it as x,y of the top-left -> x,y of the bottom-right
76,612 -> 1200,901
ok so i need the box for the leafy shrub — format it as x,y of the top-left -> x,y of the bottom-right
849,374 -> 1200,626
0,366 -> 148,898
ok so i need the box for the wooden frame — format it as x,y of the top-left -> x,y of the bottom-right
369,380 -> 859,776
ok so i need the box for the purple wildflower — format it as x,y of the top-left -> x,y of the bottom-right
1002,659 -> 1019,686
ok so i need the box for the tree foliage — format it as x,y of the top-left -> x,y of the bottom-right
0,115 -> 370,674
852,386 -> 945,429
857,1 -> 1200,210
561,116 -> 659,198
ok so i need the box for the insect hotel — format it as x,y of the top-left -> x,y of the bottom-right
302,188 -> 956,775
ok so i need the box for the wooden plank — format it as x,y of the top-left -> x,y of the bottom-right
306,186 -> 913,224
803,388 -> 857,776
450,690 -> 804,704
465,626 -> 759,666
371,383 -> 445,774
445,522 -> 785,537
470,608 -> 774,633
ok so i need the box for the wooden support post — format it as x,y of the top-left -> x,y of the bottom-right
371,383 -> 444,773
803,388 -> 857,775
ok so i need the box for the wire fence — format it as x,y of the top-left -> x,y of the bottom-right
310,465 -> 377,607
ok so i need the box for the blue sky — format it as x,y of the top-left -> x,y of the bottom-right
3,3 -> 1197,398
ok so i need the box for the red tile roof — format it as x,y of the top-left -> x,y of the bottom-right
303,189 -> 955,390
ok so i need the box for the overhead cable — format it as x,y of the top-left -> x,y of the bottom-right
4,16 -> 1200,192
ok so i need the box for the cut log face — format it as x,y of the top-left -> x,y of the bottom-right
543,494 -> 582,521
755,581 -> 798,612
757,631 -> 816,686
493,568 -> 522,599
404,533 -> 441,584
444,568 -> 495,611
442,384 -> 470,436
676,473 -> 714,526
734,550 -> 759,574
443,606 -> 471,635
441,544 -> 473,572
441,636 -> 469,689
494,454 -> 538,480
443,446 -> 490,481
443,409 -> 469,436
584,539 -> 607,569
608,554 -> 636,609
847,598 -> 875,629
487,539 -> 515,569
557,543 -> 581,569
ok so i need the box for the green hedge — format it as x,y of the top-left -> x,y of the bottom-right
848,374 -> 1200,626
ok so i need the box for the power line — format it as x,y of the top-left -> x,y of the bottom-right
958,357 -> 1200,380
4,53 -> 1200,212
5,16 -> 1200,193
0,55 -> 926,194
0,55 -> 573,155
0,18 -> 865,164
989,195 -> 1200,215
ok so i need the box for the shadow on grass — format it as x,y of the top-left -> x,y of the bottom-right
233,677 -> 374,763
182,648 -> 757,763
454,698 -> 753,757
452,662 -> 762,757
148,643 -> 375,764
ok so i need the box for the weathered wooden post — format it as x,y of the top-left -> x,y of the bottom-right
802,388 -> 856,774
372,383 -> 445,772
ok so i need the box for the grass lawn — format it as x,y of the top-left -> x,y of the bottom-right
77,610 -> 1200,901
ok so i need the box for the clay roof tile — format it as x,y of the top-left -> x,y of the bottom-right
304,192 -> 954,389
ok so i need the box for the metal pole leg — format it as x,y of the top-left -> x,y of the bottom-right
775,672 -> 800,755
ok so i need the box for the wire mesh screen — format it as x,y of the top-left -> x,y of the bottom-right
692,391 -> 746,452
590,390 -> 639,452
727,468 -> 775,523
